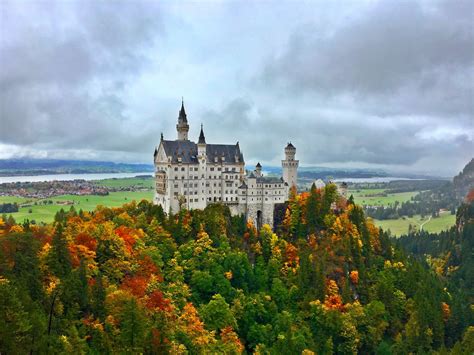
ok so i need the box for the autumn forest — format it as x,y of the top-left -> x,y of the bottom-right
1,184 -> 473,354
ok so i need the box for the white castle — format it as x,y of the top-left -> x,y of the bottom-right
153,101 -> 299,229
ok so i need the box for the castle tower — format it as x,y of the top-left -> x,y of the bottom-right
255,162 -> 262,177
282,142 -> 299,190
176,99 -> 189,140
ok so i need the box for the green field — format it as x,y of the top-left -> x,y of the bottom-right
0,195 -> 32,204
5,191 -> 153,224
374,211 -> 456,236
95,177 -> 154,189
348,188 -> 418,206
349,187 -> 456,236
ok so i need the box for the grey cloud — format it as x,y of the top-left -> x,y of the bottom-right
260,0 -> 474,117
197,97 -> 472,175
0,0 -> 472,176
0,0 -> 163,154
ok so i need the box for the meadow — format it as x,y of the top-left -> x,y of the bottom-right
347,187 -> 456,236
95,176 -> 154,189
2,191 -> 154,224
347,188 -> 418,206
373,211 -> 456,236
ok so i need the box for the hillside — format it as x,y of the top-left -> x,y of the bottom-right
453,158 -> 474,199
1,185 -> 472,353
397,192 -> 474,300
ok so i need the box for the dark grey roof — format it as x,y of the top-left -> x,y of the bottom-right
286,142 -> 295,149
257,176 -> 284,184
206,144 -> 243,163
256,162 -> 262,168
162,140 -> 198,163
161,140 -> 244,164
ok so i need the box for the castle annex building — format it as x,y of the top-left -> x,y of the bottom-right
153,101 -> 299,229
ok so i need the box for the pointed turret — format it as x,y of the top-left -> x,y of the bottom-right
198,123 -> 206,144
176,98 -> 189,140
197,124 -> 206,160
255,162 -> 262,177
179,98 -> 187,122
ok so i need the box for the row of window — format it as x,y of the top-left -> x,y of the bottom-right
173,182 -> 239,189
249,183 -> 283,188
171,166 -> 239,172
172,196 -> 284,203
174,189 -> 239,196
246,190 -> 284,195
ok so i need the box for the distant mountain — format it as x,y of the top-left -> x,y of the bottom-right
0,159 -> 153,176
260,165 -> 441,181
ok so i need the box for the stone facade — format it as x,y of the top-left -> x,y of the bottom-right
154,101 -> 299,229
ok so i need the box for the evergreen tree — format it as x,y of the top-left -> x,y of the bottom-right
47,223 -> 72,279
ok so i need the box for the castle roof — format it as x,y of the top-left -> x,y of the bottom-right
161,140 -> 243,164
256,162 -> 262,168
256,176 -> 284,184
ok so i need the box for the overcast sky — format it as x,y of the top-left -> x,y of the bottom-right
1,0 -> 473,177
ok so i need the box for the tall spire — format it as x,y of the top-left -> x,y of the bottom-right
179,97 -> 187,122
198,123 -> 206,144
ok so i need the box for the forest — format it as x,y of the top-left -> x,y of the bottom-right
1,184 -> 473,354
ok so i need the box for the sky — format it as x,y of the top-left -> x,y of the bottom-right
0,0 -> 473,177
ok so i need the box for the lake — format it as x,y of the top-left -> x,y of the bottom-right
0,172 -> 153,184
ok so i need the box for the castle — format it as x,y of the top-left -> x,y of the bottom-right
153,101 -> 299,229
